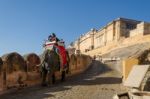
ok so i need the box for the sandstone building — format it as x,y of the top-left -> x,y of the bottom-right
71,18 -> 150,56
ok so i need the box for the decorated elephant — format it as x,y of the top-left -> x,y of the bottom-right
40,43 -> 70,86
40,48 -> 60,86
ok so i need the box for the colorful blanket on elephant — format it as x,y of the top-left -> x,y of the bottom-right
56,46 -> 67,69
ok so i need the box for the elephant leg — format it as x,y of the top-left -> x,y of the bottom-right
66,63 -> 70,74
61,71 -> 66,82
47,72 -> 53,85
52,73 -> 55,84
41,67 -> 48,86
47,72 -> 56,85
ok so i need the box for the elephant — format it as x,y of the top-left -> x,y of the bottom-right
40,48 -> 60,86
40,46 -> 70,86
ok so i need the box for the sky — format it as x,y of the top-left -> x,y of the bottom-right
0,0 -> 150,56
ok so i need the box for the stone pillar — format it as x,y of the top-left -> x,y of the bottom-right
77,38 -> 80,51
113,21 -> 116,41
104,27 -> 107,45
115,20 -> 121,41
90,29 -> 95,50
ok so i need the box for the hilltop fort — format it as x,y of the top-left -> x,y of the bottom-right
70,17 -> 150,57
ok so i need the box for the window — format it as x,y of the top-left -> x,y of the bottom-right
126,23 -> 136,30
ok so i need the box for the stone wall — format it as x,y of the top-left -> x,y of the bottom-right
0,53 -> 92,94
122,58 -> 139,81
129,22 -> 150,37
69,54 -> 92,75
141,67 -> 150,91
79,33 -> 92,53
77,29 -> 96,53
143,22 -> 150,35
130,22 -> 144,37
94,22 -> 115,49
1,52 -> 27,90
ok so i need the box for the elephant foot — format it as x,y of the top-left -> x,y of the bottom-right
41,83 -> 48,87
7,85 -> 15,89
66,69 -> 71,74
52,74 -> 56,84
20,83 -> 27,88
18,83 -> 27,90
61,71 -> 66,82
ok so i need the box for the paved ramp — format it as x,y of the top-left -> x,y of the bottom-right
103,42 -> 150,59
102,42 -> 150,73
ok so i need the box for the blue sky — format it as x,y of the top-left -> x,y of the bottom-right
0,0 -> 150,56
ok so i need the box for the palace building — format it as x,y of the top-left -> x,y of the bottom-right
71,18 -> 150,55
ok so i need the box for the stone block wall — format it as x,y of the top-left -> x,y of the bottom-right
143,22 -> 150,35
0,53 -> 92,94
122,58 -> 139,81
129,22 -> 145,37
69,54 -> 92,75
141,67 -> 150,91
